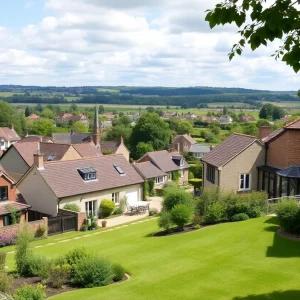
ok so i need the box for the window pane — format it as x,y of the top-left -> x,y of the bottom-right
245,174 -> 250,189
240,175 -> 244,189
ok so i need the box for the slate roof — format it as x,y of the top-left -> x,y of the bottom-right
133,161 -> 166,179
201,133 -> 259,168
189,144 -> 211,153
18,136 -> 52,143
73,143 -> 102,158
27,155 -> 144,198
0,201 -> 31,216
277,166 -> 300,178
100,141 -> 120,153
0,127 -> 20,142
52,133 -> 91,144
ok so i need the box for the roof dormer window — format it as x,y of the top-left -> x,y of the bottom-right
47,153 -> 56,161
78,168 -> 97,181
114,165 -> 125,175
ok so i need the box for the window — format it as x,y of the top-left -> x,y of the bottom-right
112,192 -> 120,204
180,158 -> 184,166
239,174 -> 251,191
3,215 -> 11,226
114,165 -> 125,175
181,170 -> 184,178
206,165 -> 215,183
85,200 -> 97,217
155,176 -> 164,184
47,153 -> 56,161
194,153 -> 203,158
168,173 -> 172,181
0,187 -> 8,200
78,168 -> 97,181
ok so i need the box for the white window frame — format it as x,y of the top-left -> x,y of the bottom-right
168,173 -> 172,181
85,200 -> 97,217
181,170 -> 184,178
155,176 -> 164,185
239,173 -> 251,191
112,192 -> 120,204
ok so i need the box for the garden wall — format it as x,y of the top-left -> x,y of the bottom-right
58,209 -> 86,231
0,217 -> 48,237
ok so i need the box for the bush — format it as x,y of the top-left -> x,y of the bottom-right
63,204 -> 80,212
35,225 -> 47,238
193,224 -> 201,230
112,263 -> 126,282
163,188 -> 195,212
0,233 -> 17,247
65,247 -> 91,276
49,264 -> 71,288
0,272 -> 13,294
0,252 -> 6,271
72,255 -> 114,288
192,215 -> 203,225
37,259 -> 52,283
113,207 -> 123,215
204,202 -> 225,224
148,179 -> 155,195
100,199 -> 116,217
26,255 -> 50,277
195,188 -> 222,216
276,200 -> 300,234
158,211 -> 173,232
162,181 -> 177,190
171,204 -> 193,230
189,163 -> 202,178
231,213 -> 249,222
149,208 -> 158,216
14,284 -> 46,300
188,171 -> 194,179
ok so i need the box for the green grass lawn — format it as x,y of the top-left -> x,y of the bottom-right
3,216 -> 300,300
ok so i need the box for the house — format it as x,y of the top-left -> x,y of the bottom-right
103,112 -> 117,121
72,142 -> 102,158
101,121 -> 112,129
56,113 -> 89,126
162,111 -> 180,119
189,144 -> 212,159
52,132 -> 92,144
137,150 -> 189,185
26,114 -> 40,121
0,142 -> 82,181
201,133 -> 265,192
200,116 -> 219,123
100,137 -> 130,161
171,134 -> 197,153
239,115 -> 256,123
201,118 -> 300,198
0,165 -> 30,227
182,113 -> 198,120
0,125 -> 21,151
17,154 -> 144,217
18,135 -> 53,143
218,115 -> 233,125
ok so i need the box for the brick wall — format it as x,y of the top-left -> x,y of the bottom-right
0,217 -> 48,237
0,176 -> 16,201
287,130 -> 300,166
58,209 -> 86,231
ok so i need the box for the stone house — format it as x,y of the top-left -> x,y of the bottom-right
0,125 -> 20,151
171,134 -> 197,153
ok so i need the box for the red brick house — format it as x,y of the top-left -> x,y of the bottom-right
0,165 -> 30,227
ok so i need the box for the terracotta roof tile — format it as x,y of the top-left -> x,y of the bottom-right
0,127 -> 20,142
201,133 -> 259,168
0,201 -> 31,216
36,155 -> 144,198
100,141 -> 120,153
284,118 -> 300,129
174,134 -> 197,145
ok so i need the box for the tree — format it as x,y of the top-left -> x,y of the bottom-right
243,123 -> 258,136
136,142 -> 154,159
259,104 -> 274,119
25,106 -> 31,117
146,107 -> 155,113
98,105 -> 105,114
72,121 -> 88,133
71,103 -> 78,112
205,0 -> 300,74
177,121 -> 193,135
105,126 -> 132,145
35,104 -> 43,112
130,113 -> 171,157
181,103 -> 189,109
112,116 -> 132,128
30,119 -> 55,136
273,106 -> 285,120
40,108 -> 55,119
0,101 -> 24,134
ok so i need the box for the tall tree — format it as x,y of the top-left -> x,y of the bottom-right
205,0 -> 300,74
98,105 -> 105,114
72,121 -> 88,133
177,121 -> 193,135
30,119 -> 55,136
25,106 -> 31,117
136,142 -> 154,159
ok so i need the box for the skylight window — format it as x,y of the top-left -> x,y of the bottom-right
114,165 -> 125,175
78,167 -> 97,181
47,153 -> 56,161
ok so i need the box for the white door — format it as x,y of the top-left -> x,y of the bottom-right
126,188 -> 138,203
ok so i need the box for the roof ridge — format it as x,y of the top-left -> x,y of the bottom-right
232,132 -> 257,139
283,117 -> 300,128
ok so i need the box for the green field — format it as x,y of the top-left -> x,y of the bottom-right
0,92 -> 23,97
97,88 -> 120,93
3,216 -> 300,300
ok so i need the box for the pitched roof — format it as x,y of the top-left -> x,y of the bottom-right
0,164 -> 15,184
0,201 -> 31,216
27,155 -> 144,198
73,143 -> 102,158
27,114 -> 39,119
18,136 -> 52,143
173,134 -> 197,145
284,118 -> 300,129
52,133 -> 91,144
189,144 -> 211,153
133,161 -> 166,179
201,133 -> 259,168
100,141 -> 120,153
0,127 -> 20,142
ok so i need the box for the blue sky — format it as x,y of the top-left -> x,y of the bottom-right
0,0 -> 299,90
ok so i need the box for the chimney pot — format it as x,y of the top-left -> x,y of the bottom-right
9,123 -> 13,130
259,126 -> 271,140
34,152 -> 44,170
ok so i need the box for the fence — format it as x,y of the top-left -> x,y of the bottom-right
48,214 -> 77,235
267,195 -> 300,214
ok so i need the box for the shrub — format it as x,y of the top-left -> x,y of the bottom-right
26,255 -> 50,277
143,180 -> 149,199
65,247 -> 91,276
5,205 -> 21,225
113,207 -> 123,215
188,171 -> 194,180
163,188 -> 195,212
189,163 -> 202,178
162,180 -> 177,191
14,284 -> 46,300
204,202 -> 225,224
276,200 -> 300,234
119,196 -> 127,212
112,263 -> 125,282
72,256 -> 114,288
35,225 -> 47,238
193,224 -> 201,229
63,204 -> 80,212
172,171 -> 180,183
100,199 -> 115,217
0,233 -> 17,247
195,188 -> 222,216
226,203 -> 250,220
171,204 -> 193,230
192,215 -> 203,225
158,211 -> 173,232
148,179 -> 155,195
231,213 -> 249,222
49,264 -> 71,288
248,206 -> 261,218
149,208 -> 158,216
0,272 -> 13,294
37,259 -> 52,283
0,252 -> 6,271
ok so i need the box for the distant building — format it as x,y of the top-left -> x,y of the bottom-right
56,113 -> 89,126
26,114 -> 40,121
0,125 -> 20,151
182,113 -> 198,120
239,115 -> 256,123
170,134 -> 197,153
162,111 -> 180,119
200,116 -> 218,123
189,144 -> 212,159
218,116 -> 233,125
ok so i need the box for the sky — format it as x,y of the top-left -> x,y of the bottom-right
0,0 -> 299,90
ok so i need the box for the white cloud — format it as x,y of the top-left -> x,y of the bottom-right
0,0 -> 298,90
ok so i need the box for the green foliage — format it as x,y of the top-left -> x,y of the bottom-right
98,105 -> 105,114
14,283 -> 46,300
72,255 -> 114,288
158,211 -> 173,232
172,171 -> 180,183
188,179 -> 202,189
102,149 -> 113,155
242,123 -> 258,136
188,171 -> 194,179
171,204 -> 193,229
63,203 -> 81,212
162,181 -> 177,191
105,125 -> 132,146
112,116 -> 132,127
100,199 -> 116,217
149,208 -> 158,216
205,0 -> 300,73
119,196 -> 127,212
259,104 -> 285,120
40,108 -> 55,119
0,272 -> 13,294
136,142 -> 154,159
177,120 -> 193,134
65,247 -> 91,270
231,213 -> 249,222
0,252 -> 6,272
163,187 -> 195,212
72,121 -> 88,133
30,119 -> 55,136
0,101 -> 24,134
148,179 -> 155,195
5,205 -> 20,225
49,264 -> 71,288
26,255 -> 50,277
275,200 -> 300,234
113,207 -> 123,215
112,264 -> 126,282
35,225 -> 47,238
204,203 -> 225,224
143,180 -> 149,199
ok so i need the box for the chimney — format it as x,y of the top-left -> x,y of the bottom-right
93,106 -> 100,147
34,143 -> 44,170
120,136 -> 124,144
259,126 -> 271,140
9,123 -> 13,130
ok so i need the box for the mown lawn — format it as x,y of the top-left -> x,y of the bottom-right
4,217 -> 300,300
